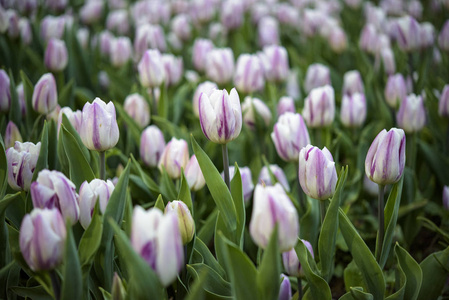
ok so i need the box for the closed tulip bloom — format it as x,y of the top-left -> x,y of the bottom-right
0,70 -> 11,112
140,125 -> 166,168
6,141 -> 41,191
6,10 -> 20,39
97,30 -> 114,56
340,93 -> 367,128
298,145 -> 338,200
304,64 -> 331,93
395,16 -> 421,52
158,138 -> 189,179
343,70 -> 364,96
222,166 -> 254,202
138,49 -> 166,88
5,121 -> 23,149
77,28 -> 89,49
44,38 -> 68,72
31,170 -> 79,223
40,15 -> 66,43
193,81 -> 217,117
443,186 -> 449,210
302,9 -> 326,37
396,94 -> 426,133
303,85 -> 335,128
124,93 -> 150,128
80,98 -> 120,152
57,107 -> 82,134
249,183 -> 299,252
110,37 -> 132,68
262,45 -> 289,82
19,18 -> 32,45
190,0 -> 216,24
365,128 -> 406,185
277,96 -> 295,117
381,48 -> 396,75
171,14 -> 191,41
0,7 -> 8,34
192,39 -> 214,72
258,164 -> 290,192
385,74 -> 407,108
278,274 -> 292,300
165,201 -> 195,244
131,206 -> 183,286
205,48 -> 234,85
80,0 -> 104,25
258,16 -> 280,47
242,97 -> 272,129
439,85 -> 449,117
438,20 -> 449,51
282,239 -> 314,277
79,179 -> 115,229
162,54 -> 183,86
199,88 -> 242,144
32,73 -> 57,114
221,0 -> 244,30
359,24 -> 379,54
134,24 -> 166,60
329,26 -> 348,53
234,54 -> 265,94
20,208 -> 66,271
420,23 -> 435,49
185,155 -> 205,191
106,9 -> 129,35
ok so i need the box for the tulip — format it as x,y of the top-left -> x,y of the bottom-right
276,3 -> 300,26
165,200 -> 195,244
234,54 -> 265,94
298,145 -> 338,201
111,273 -> 126,300
32,73 -> 58,115
258,16 -> 280,47
304,64 -> 331,93
57,107 -> 83,134
131,206 -> 183,286
134,24 -> 166,60
171,14 -> 191,41
443,186 -> 449,210
97,30 -> 114,56
302,9 -> 326,37
209,23 -> 227,42
222,166 -> 254,203
106,9 -> 130,35
439,85 -> 449,117
221,0 -> 244,30
394,16 -> 421,52
342,70 -> 364,96
286,70 -> 300,100
185,70 -> 199,84
110,37 -> 132,68
261,45 -> 289,83
359,24 -> 379,54
158,138 -> 189,179
329,26 -> 348,53
396,94 -> 426,133
124,93 -> 150,128
384,74 -> 407,108
205,48 -> 234,85
277,96 -> 295,117
16,83 -> 27,117
40,15 -> 66,43
19,18 -> 32,45
420,23 -> 435,49
80,0 -> 104,25
20,208 -> 66,271
98,71 -> 109,90
5,121 -> 23,149
192,39 -> 214,72
185,155 -> 206,191
438,20 -> 449,51
77,28 -> 89,49
303,85 -> 335,128
47,104 -> 61,123
340,93 -> 367,128
190,0 -> 216,24
258,164 -> 290,192
271,112 -> 310,162
6,10 -> 19,39
0,69 -> 11,112
199,88 -> 242,144
79,179 -> 115,229
31,170 -> 79,223
44,38 -> 68,72
282,239 -> 314,277
381,48 -> 396,75
162,54 -> 183,86
140,126 -> 166,168
138,49 -> 166,88
6,141 -> 41,191
242,97 -> 272,130
45,0 -> 68,12
251,3 -> 269,24
193,81 -> 217,117
0,7 -> 8,34
249,183 -> 299,252
278,274 -> 292,300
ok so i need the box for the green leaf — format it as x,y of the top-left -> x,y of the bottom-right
78,203 -> 103,272
61,223 -> 82,300
417,246 -> 449,300
61,114 -> 91,162
300,197 -> 319,248
0,192 -> 21,268
47,120 -> 58,170
130,154 -> 160,196
159,166 -> 178,201
178,171 -> 193,213
230,164 -> 245,248
350,287 -> 374,300
155,194 -> 165,211
10,286 -> 52,300
194,237 -> 226,277
197,209 -> 218,245
185,265 -> 208,300
0,136 -> 7,198
8,69 -> 21,126
257,227 -> 281,300
418,141 -> 449,186
187,263 -> 232,297
393,244 -> 422,300
344,260 -> 369,294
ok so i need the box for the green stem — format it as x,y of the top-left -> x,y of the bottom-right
297,277 -> 303,300
320,200 -> 326,226
50,270 -> 60,300
152,88 -> 158,116
222,144 -> 230,191
100,151 -> 106,180
408,133 -> 417,172
376,185 -> 385,262
296,163 -> 306,213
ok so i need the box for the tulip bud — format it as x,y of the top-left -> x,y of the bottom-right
443,186 -> 449,210
162,54 -> 183,86
80,0 -> 104,25
222,166 -> 254,202
106,9 -> 130,35
0,69 -> 11,112
171,14 -> 191,41
138,49 -> 166,88
97,30 -> 114,56
165,200 -> 195,244
394,16 -> 421,52
58,107 -> 83,134
5,121 -> 23,149
205,48 -> 234,85
110,37 -> 132,68
193,81 -> 217,117
80,98 -> 120,152
282,239 -> 314,277
19,18 -> 32,45
47,104 -> 61,123
98,71 -> 109,90
303,85 -> 335,128
340,93 -> 367,128
251,3 -> 269,24
262,45 -> 290,83
44,38 -> 68,72
302,9 -> 326,37
32,73 -> 57,114
199,88 -> 242,144
365,128 -> 406,185
271,112 -> 310,162
20,208 -> 66,271
381,48 -> 396,75
192,39 -> 214,72
6,141 -> 41,191
420,23 -> 435,49
158,138 -> 189,179
241,96 -> 272,129
234,54 -> 265,94
31,170 -> 79,223
6,10 -> 20,39
438,20 -> 449,51
185,155 -> 205,191
0,7 -> 8,34
258,164 -> 290,192
45,0 -> 68,12
40,15 -> 65,43
439,85 -> 449,117
329,26 -> 348,53
111,273 -> 126,300
134,24 -> 167,60
359,24 -> 379,54
279,274 -> 292,300
258,16 -> 280,47
276,4 -> 300,26
221,0 -> 244,30
249,183 -> 299,252
79,179 -> 115,229
77,28 -> 89,49
396,93 -> 426,133
131,206 -> 183,286
124,93 -> 150,128
385,74 -> 407,108
343,70 -> 364,96
190,0 -> 216,24
298,145 -> 338,200
304,64 -> 331,93
277,96 -> 295,117
140,126 -> 166,168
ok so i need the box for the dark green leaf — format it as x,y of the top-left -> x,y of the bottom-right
155,194 -> 165,211
0,136 -> 7,198
10,286 -> 52,300
61,223 -> 82,300
417,246 -> 449,300
394,244 -> 422,300
230,164 -> 245,248
178,171 -> 193,213
257,227 -> 281,300
187,263 -> 232,297
78,203 -> 103,271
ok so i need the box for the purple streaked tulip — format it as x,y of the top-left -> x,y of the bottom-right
165,200 -> 195,244
396,94 -> 426,133
19,18 -> 32,45
138,49 -> 166,88
394,16 -> 421,52
359,24 -> 379,54
162,54 -> 183,86
32,73 -> 57,115
303,85 -> 335,128
249,183 -> 299,252
158,138 -> 189,179
5,121 -> 22,149
124,93 -> 150,128
199,88 -> 242,144
110,37 -> 132,68
80,98 -> 119,152
134,24 -> 166,60
340,93 -> 367,128
278,274 -> 292,300
40,15 -> 66,43
6,141 -> 40,191
329,26 -> 348,53
57,107 -> 82,134
190,0 -> 216,24
420,23 -> 435,49
106,9 -> 129,35
222,166 -> 254,203
282,239 -> 314,277
262,45 -> 289,82
438,20 -> 449,51
171,14 -> 191,41
6,10 -> 19,39
131,206 -> 183,287
298,145 -> 338,200
276,3 -> 300,26
381,48 -> 396,75
385,74 -> 407,108
131,0 -> 170,26
365,128 -> 406,185
271,112 -> 310,162
79,179 -> 115,229
192,39 -> 214,72
44,38 -> 68,72
277,97 -> 295,117
439,85 -> 449,117
31,170 -> 79,223
209,22 -> 227,42
167,32 -> 183,51
408,1 -> 423,19
234,54 -> 265,94
45,0 -> 68,12
77,28 -> 89,49
140,125 -> 166,168
221,0 -> 244,30
96,30 -> 114,56
304,64 -> 331,94
20,208 -> 66,271
242,96 -> 272,129
80,0 -> 104,25
258,16 -> 280,47
0,69 -> 11,112
185,155 -> 205,191
47,104 -> 61,123
443,186 -> 449,210
251,3 -> 269,24
302,9 -> 326,37
343,70 -> 364,96
193,81 -> 217,117
258,164 -> 290,192
205,48 -> 234,85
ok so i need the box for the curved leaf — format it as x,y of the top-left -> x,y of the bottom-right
61,223 -> 82,300
417,246 -> 449,300
393,244 -> 422,300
